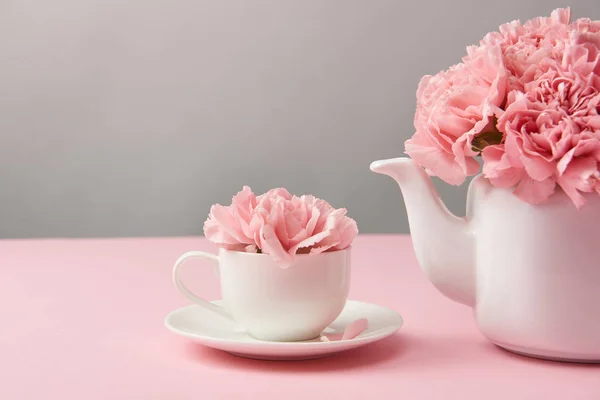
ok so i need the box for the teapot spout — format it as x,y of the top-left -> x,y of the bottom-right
370,158 -> 475,307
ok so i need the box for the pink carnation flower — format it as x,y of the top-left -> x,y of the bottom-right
483,40 -> 600,208
203,186 -> 257,251
404,44 -> 507,185
480,8 -> 572,91
405,7 -> 600,209
203,187 -> 358,266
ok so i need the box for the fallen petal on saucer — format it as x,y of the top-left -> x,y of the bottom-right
320,334 -> 341,342
320,318 -> 368,342
342,318 -> 368,340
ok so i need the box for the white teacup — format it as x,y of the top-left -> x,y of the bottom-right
173,247 -> 351,342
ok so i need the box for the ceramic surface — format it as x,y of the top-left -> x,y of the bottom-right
371,157 -> 600,362
173,248 -> 351,342
164,300 -> 403,360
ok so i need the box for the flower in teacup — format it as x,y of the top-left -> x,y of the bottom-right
203,187 -> 358,266
203,186 -> 257,251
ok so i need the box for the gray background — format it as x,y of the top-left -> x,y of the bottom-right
1,0 -> 598,238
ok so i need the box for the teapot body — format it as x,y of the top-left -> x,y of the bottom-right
371,157 -> 600,361
468,176 -> 600,361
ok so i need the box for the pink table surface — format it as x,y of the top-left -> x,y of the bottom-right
1,235 -> 598,399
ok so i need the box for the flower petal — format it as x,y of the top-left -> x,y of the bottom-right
513,177 -> 556,204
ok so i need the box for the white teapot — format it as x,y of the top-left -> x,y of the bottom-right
371,157 -> 600,362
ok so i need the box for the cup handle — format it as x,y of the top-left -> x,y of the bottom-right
172,251 -> 233,321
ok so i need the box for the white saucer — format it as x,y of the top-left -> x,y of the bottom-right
165,300 -> 404,360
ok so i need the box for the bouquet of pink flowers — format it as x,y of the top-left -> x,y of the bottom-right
405,7 -> 600,209
203,187 -> 358,266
